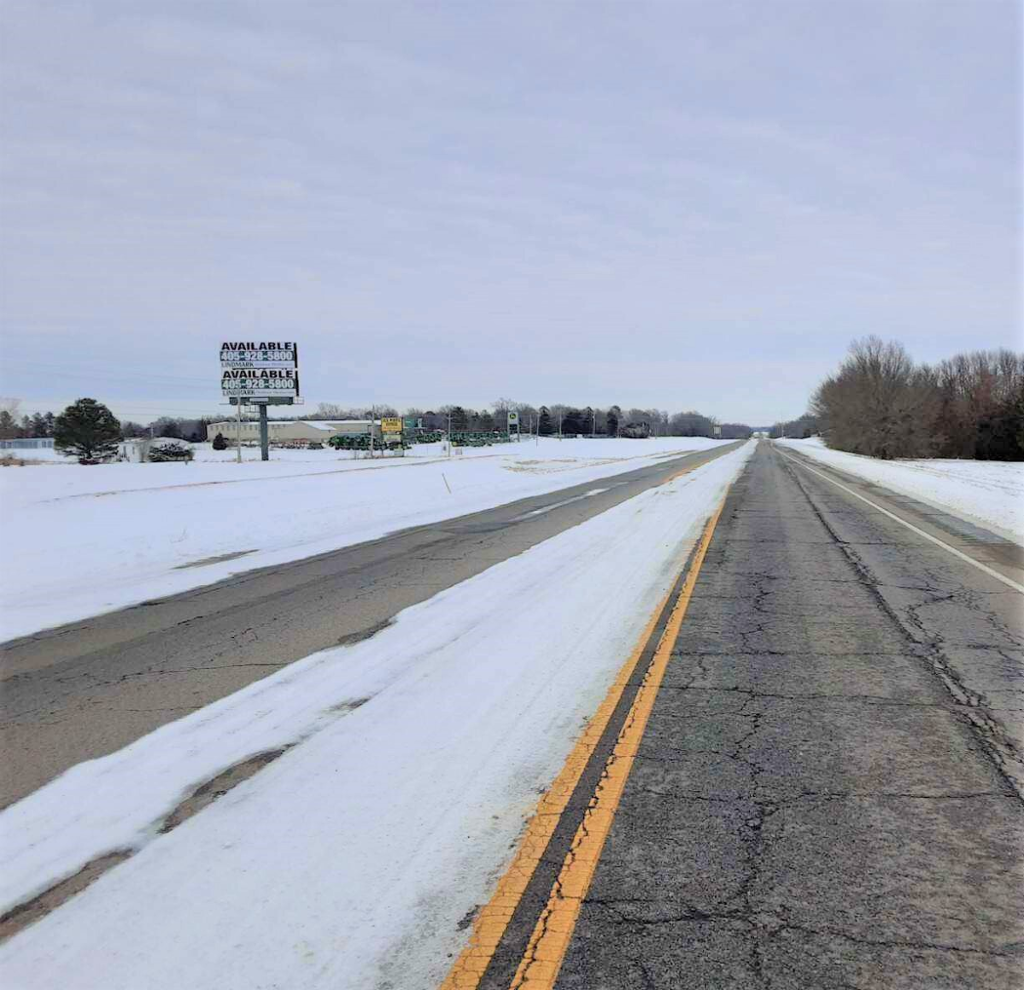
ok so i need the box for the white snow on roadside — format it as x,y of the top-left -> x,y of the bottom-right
0,442 -> 754,990
776,438 -> 1024,544
0,436 -> 729,640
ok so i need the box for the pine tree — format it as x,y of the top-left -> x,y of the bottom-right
538,406 -> 553,436
562,408 -> 584,435
0,410 -> 17,440
53,398 -> 121,463
605,409 -> 619,437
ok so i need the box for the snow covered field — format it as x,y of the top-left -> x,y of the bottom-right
776,437 -> 1024,543
0,441 -> 754,990
0,436 -> 729,640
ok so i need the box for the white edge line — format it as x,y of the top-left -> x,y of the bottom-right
776,449 -> 1024,596
513,487 -> 613,521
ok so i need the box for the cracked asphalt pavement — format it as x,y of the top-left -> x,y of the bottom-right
555,442 -> 1024,989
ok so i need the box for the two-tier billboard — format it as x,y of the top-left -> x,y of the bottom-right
220,341 -> 299,402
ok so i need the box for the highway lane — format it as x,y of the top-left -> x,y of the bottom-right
463,441 -> 1023,990
554,442 -> 1024,989
0,441 -> 741,808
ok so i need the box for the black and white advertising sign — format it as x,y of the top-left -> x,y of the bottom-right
220,341 -> 297,368
220,341 -> 299,400
221,368 -> 299,398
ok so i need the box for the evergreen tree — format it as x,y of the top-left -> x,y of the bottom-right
562,407 -> 584,435
212,432 -> 228,451
605,408 -> 620,437
0,410 -> 17,439
538,406 -> 553,436
53,398 -> 121,462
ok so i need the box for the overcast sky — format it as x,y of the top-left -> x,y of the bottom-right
1,1 -> 1020,425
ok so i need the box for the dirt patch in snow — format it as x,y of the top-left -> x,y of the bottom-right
159,748 -> 290,834
0,851 -> 131,944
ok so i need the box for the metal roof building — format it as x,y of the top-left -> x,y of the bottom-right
205,420 -> 379,443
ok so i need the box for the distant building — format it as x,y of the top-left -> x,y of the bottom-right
115,437 -> 188,462
116,438 -> 150,462
0,438 -> 55,450
204,419 -> 381,443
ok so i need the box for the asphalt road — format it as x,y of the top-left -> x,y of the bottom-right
547,441 -> 1024,989
0,442 -> 740,808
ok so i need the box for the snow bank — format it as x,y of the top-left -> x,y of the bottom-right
0,437 -> 729,640
776,438 -> 1024,543
0,442 -> 754,990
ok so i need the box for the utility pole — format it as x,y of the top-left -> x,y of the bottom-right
447,409 -> 452,458
592,408 -> 596,437
236,399 -> 242,464
558,410 -> 563,440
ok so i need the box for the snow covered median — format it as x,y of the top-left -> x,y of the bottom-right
776,437 -> 1024,544
0,436 -> 729,640
0,441 -> 754,990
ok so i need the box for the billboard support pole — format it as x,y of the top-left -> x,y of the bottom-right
236,399 -> 243,464
259,405 -> 269,461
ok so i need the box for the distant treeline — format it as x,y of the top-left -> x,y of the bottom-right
0,406 -> 222,443
0,400 -> 752,442
791,338 -> 1024,460
311,401 -> 751,439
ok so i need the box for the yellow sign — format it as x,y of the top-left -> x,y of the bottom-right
381,417 -> 402,434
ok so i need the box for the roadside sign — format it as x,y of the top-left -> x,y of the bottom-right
381,417 -> 402,434
220,341 -> 299,402
220,340 -> 300,464
220,342 -> 296,367
221,367 -> 299,398
507,410 -> 520,426
713,424 -> 722,438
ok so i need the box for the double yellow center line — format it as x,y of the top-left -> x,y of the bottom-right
441,497 -> 727,990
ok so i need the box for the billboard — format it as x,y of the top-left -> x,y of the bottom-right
220,342 -> 297,367
221,341 -> 299,400
221,367 -> 299,398
381,417 -> 402,435
507,410 -> 520,426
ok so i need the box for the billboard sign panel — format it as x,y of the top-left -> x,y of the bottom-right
381,417 -> 402,435
220,341 -> 297,368
221,367 -> 299,398
221,341 -> 299,400
507,410 -> 520,426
